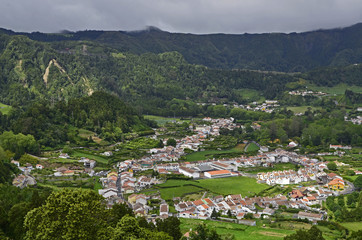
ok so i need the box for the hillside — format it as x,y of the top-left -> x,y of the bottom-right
0,29 -> 361,116
3,23 -> 362,72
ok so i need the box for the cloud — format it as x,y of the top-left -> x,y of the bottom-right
1,0 -> 362,33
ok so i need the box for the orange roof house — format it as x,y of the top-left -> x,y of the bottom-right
328,178 -> 345,190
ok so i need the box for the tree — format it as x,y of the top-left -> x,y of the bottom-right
354,176 -> 362,190
156,216 -> 182,240
284,226 -> 325,240
347,230 -> 362,240
188,223 -> 222,240
327,162 -> 337,171
24,189 -> 109,240
346,170 -> 356,176
211,208 -> 218,219
111,215 -> 171,240
166,138 -> 177,147
227,209 -> 232,218
108,203 -> 134,227
62,145 -> 74,155
18,154 -> 38,166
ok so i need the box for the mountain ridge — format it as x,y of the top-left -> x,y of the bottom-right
2,23 -> 362,72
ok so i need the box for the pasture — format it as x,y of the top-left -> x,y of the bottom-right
185,144 -> 245,162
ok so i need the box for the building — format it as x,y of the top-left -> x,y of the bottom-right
298,211 -> 324,221
328,178 -> 345,190
204,170 -> 234,178
179,167 -> 200,178
160,203 -> 169,218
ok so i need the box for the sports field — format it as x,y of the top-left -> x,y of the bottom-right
142,176 -> 269,200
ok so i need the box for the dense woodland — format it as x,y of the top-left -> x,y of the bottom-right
3,23 -> 362,72
0,31 -> 361,117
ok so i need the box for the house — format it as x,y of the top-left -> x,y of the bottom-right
98,188 -> 118,198
102,151 -> 113,156
36,164 -> 44,170
298,211 -> 324,221
328,178 -> 345,190
84,159 -> 96,168
63,170 -> 75,176
59,153 -> 70,159
262,208 -> 275,215
11,160 -> 20,167
12,174 -> 36,188
236,212 -> 245,220
160,203 -> 169,217
107,171 -> 118,178
135,194 -> 148,205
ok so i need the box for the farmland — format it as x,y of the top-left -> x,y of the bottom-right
144,115 -> 191,125
239,163 -> 296,174
287,106 -> 321,114
180,219 -> 294,240
185,144 -> 245,162
308,83 -> 362,95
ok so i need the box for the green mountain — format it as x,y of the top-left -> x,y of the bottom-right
3,23 -> 362,72
0,26 -> 361,117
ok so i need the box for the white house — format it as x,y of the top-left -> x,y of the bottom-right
98,188 -> 118,198
36,164 -> 44,170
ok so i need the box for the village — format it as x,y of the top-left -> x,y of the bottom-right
9,116 -> 361,230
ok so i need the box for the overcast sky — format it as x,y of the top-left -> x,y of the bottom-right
1,0 -> 362,34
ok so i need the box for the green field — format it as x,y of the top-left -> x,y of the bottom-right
185,145 -> 244,162
180,219 -> 294,240
144,115 -> 191,125
195,176 -> 268,196
72,151 -> 109,164
245,143 -> 260,152
308,83 -> 362,95
287,106 -> 321,114
142,177 -> 268,200
236,89 -> 265,103
0,103 -> 12,115
341,222 -> 362,231
240,163 -> 296,174
78,129 -> 95,139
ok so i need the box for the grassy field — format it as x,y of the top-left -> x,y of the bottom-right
287,106 -> 321,114
143,177 -> 269,200
72,151 -> 109,164
240,163 -> 296,174
0,102 -> 12,115
78,129 -> 95,139
195,176 -> 268,196
144,115 -> 191,125
236,88 -> 265,103
308,83 -> 362,95
245,142 -> 260,152
180,219 -> 294,240
185,144 -> 244,162
341,222 -> 362,231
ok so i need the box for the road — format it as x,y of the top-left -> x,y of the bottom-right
339,180 -> 355,195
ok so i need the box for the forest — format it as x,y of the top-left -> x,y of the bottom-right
0,31 -> 361,117
3,23 -> 362,72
